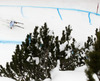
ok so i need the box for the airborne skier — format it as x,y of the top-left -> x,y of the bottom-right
10,21 -> 24,29
10,21 -> 16,29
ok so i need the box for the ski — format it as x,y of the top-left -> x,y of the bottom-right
6,19 -> 24,25
0,18 -> 24,29
0,18 -> 24,25
16,22 -> 24,25
14,25 -> 24,29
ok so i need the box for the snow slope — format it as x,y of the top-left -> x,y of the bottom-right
0,65 -> 99,81
0,0 -> 100,81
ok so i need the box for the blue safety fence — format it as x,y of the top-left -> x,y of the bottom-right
0,5 -> 100,24
0,40 -> 22,44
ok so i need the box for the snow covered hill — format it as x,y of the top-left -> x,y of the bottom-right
0,0 -> 100,81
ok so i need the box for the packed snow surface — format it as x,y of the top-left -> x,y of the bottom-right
0,0 -> 100,81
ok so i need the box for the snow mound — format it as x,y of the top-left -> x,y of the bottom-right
0,77 -> 15,81
50,65 -> 99,81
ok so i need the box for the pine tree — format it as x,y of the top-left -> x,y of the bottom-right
85,28 -> 100,81
0,23 -> 86,80
59,25 -> 86,70
0,23 -> 58,81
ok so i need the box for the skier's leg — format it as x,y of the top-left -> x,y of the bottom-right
10,26 -> 12,29
10,21 -> 14,29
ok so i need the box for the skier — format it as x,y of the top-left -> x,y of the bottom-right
10,21 -> 24,29
10,21 -> 17,29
